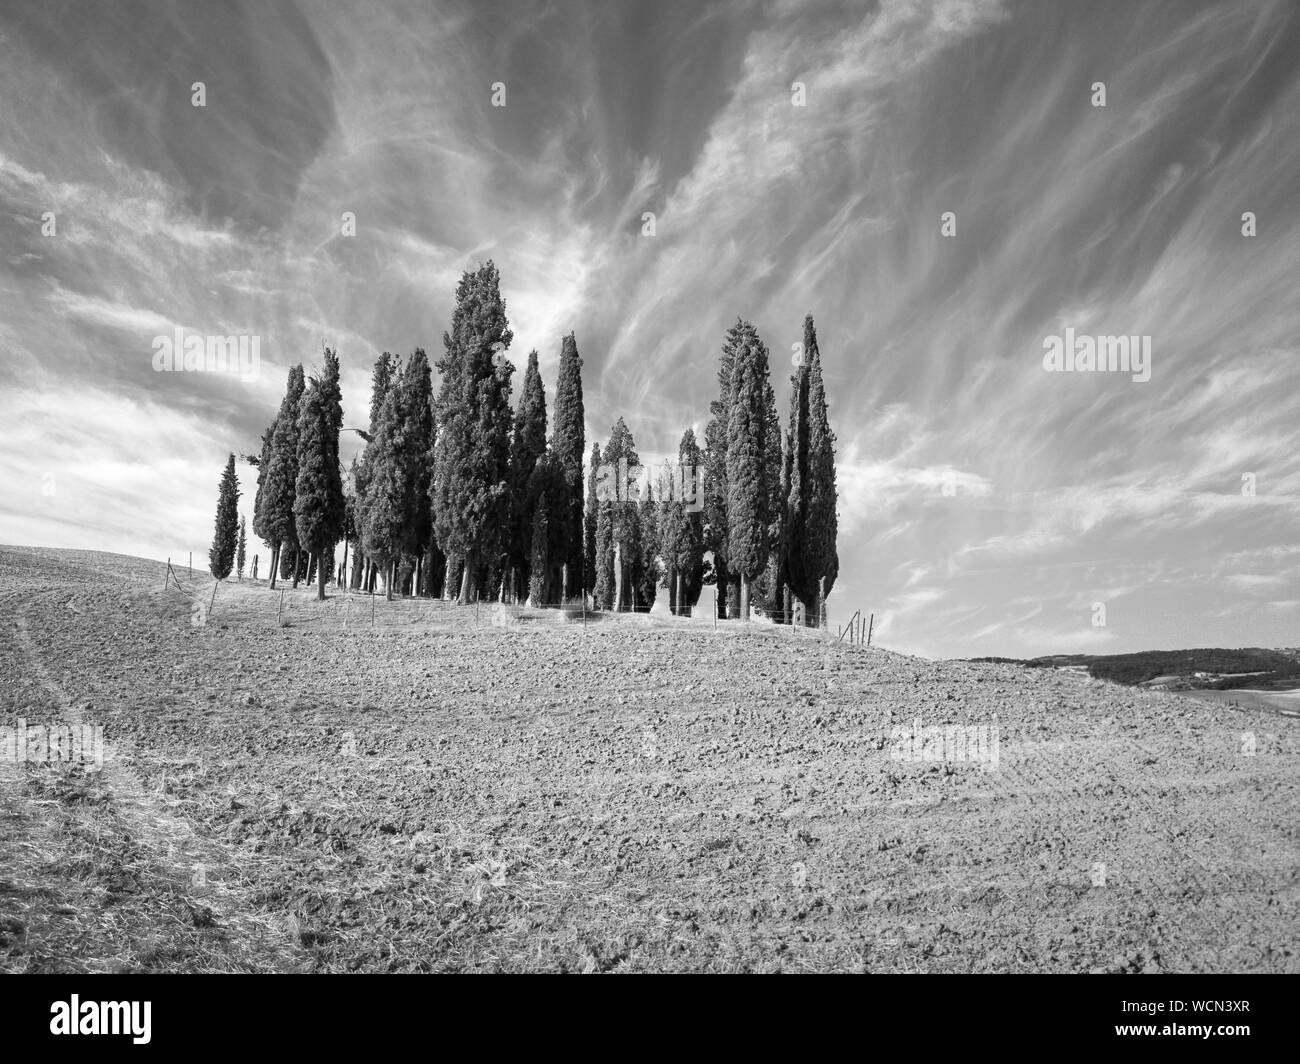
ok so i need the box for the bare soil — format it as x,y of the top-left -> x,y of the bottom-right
1,546 -> 1296,973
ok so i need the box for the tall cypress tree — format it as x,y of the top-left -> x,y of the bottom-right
524,451 -> 566,605
361,377 -> 413,600
236,515 -> 247,580
433,262 -> 514,603
551,332 -> 585,599
725,322 -> 770,620
636,481 -> 658,611
662,428 -> 705,614
592,447 -> 615,610
601,418 -> 641,611
508,350 -> 547,601
354,352 -> 398,592
806,322 -> 839,615
208,454 -> 240,580
294,349 -> 346,601
251,425 -> 272,559
785,315 -> 838,625
584,441 -> 600,600
400,349 -> 435,596
758,376 -> 785,618
261,365 -> 305,590
704,320 -> 746,617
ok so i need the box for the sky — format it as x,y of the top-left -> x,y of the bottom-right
0,0 -> 1297,659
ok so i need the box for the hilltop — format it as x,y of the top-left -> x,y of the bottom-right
1,546 -> 1296,972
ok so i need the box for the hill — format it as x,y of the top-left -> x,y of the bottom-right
2,545 -> 1296,972
970,648 -> 1300,691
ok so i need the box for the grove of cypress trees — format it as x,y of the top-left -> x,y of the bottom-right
208,453 -> 240,580
294,349 -> 346,601
725,322 -> 771,620
551,332 -> 585,599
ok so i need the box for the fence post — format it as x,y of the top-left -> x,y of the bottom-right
277,589 -> 284,625
867,612 -> 874,647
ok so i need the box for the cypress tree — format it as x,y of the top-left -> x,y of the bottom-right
601,418 -> 641,610
778,425 -> 794,622
592,459 -> 615,610
400,349 -> 435,596
433,262 -> 514,604
758,376 -> 785,618
785,315 -> 838,625
527,487 -> 549,606
583,441 -> 600,600
251,425 -> 272,559
508,350 -> 547,601
704,320 -> 746,617
294,349 -> 346,601
551,332 -> 585,599
354,352 -> 398,593
236,515 -> 247,580
636,481 -> 658,611
261,365 -> 305,590
806,322 -> 839,616
208,453 -> 240,580
362,364 -> 417,600
662,428 -> 705,614
725,322 -> 770,620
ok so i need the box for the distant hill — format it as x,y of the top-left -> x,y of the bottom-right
967,647 -> 1300,691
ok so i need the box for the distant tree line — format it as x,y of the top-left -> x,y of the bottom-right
214,261 -> 839,621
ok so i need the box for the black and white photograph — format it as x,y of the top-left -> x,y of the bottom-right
0,0 -> 1295,1033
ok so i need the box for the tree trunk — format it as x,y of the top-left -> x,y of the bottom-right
290,544 -> 300,589
458,556 -> 473,605
675,569 -> 684,617
386,560 -> 395,602
613,544 -> 623,612
317,553 -> 327,600
739,576 -> 750,621
268,545 -> 279,590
